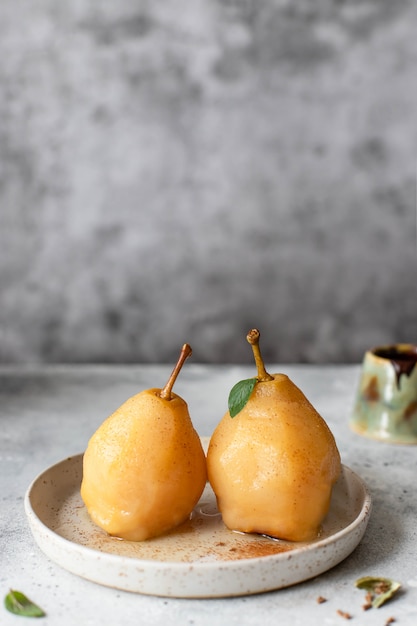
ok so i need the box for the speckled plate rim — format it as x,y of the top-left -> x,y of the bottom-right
24,454 -> 372,598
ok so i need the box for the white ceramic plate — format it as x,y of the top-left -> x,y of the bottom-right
25,443 -> 371,598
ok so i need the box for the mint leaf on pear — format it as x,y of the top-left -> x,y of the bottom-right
355,577 -> 401,608
228,378 -> 257,417
4,589 -> 46,617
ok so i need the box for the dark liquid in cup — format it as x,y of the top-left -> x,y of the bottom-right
373,345 -> 417,387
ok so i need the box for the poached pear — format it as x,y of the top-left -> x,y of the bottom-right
81,344 -> 207,541
207,329 -> 341,542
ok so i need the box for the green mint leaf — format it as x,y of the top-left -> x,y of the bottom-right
228,378 -> 257,417
355,576 -> 401,608
4,589 -> 46,617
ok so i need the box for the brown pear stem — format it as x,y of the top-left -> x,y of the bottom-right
159,343 -> 192,400
246,329 -> 273,382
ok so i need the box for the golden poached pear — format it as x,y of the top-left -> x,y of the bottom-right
81,344 -> 207,541
207,330 -> 341,542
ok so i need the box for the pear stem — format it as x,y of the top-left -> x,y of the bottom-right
246,329 -> 273,382
159,343 -> 192,400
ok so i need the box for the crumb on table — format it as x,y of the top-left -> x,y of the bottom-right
337,609 -> 352,620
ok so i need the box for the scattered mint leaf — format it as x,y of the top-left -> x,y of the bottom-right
228,378 -> 257,417
355,576 -> 401,608
4,589 -> 46,617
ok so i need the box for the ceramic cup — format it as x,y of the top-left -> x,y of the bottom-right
350,344 -> 417,444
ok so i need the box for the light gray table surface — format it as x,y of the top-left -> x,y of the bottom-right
1,364 -> 416,625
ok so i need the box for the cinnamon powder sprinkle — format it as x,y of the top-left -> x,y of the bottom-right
316,596 -> 327,604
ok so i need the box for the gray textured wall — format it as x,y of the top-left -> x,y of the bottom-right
0,0 -> 416,365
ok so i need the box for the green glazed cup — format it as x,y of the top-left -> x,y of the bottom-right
350,344 -> 417,444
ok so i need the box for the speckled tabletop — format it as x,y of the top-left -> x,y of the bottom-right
1,364 -> 416,625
